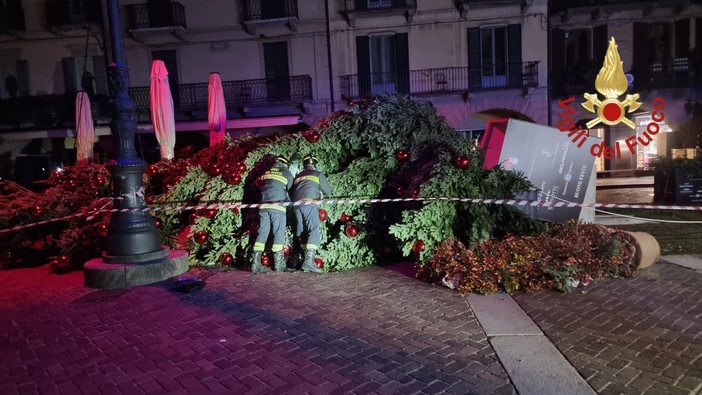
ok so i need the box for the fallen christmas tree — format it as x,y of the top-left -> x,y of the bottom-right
0,95 -> 640,293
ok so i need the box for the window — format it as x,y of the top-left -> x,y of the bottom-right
481,27 -> 508,87
369,35 -> 396,95
566,29 -> 592,66
468,25 -> 522,89
356,33 -> 408,97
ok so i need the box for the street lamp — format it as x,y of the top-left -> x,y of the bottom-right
84,0 -> 187,288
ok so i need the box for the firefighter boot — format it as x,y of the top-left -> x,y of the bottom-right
251,251 -> 269,274
273,250 -> 287,272
301,249 -> 323,273
290,237 -> 303,270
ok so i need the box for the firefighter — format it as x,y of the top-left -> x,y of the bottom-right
252,155 -> 293,274
291,154 -> 332,273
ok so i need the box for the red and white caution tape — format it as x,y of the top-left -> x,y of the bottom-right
2,196 -> 700,235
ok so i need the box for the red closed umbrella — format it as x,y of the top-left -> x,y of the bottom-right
150,60 -> 176,160
208,72 -> 227,147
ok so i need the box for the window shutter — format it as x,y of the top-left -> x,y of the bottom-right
632,22 -> 648,88
593,25 -> 608,64
356,36 -> 371,97
355,0 -> 367,11
16,60 -> 29,96
93,56 -> 108,95
551,28 -> 565,97
507,24 -> 522,87
395,33 -> 410,94
62,57 -> 77,94
675,19 -> 690,59
468,27 -> 481,89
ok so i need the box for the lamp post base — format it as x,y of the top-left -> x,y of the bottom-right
84,249 -> 189,289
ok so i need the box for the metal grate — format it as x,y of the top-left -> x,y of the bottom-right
72,289 -> 130,303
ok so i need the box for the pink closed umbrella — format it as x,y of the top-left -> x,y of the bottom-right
150,60 -> 176,160
75,91 -> 95,163
208,72 -> 227,147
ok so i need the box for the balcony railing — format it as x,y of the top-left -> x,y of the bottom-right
340,62 -> 539,99
0,94 -> 111,131
46,0 -> 102,27
129,75 -> 313,112
127,1 -> 186,30
242,0 -> 298,21
0,0 -> 25,33
559,58 -> 698,96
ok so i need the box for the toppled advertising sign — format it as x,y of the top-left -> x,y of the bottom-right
483,119 -> 598,223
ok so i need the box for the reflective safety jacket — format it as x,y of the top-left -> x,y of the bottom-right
259,163 -> 293,203
292,167 -> 332,201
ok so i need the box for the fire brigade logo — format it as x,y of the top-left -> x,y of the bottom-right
581,37 -> 641,129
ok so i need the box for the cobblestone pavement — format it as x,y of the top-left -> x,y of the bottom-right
513,261 -> 702,395
0,264 -> 515,395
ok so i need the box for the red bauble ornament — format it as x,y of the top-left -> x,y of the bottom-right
31,205 -> 44,217
98,224 -> 108,236
230,173 -> 242,185
340,213 -> 351,223
58,255 -> 70,265
210,165 -> 222,176
255,178 -> 263,188
95,176 -> 106,186
412,240 -> 426,254
318,209 -> 328,221
146,195 -> 154,205
454,155 -> 470,169
68,180 -> 76,188
314,257 -> 324,268
305,130 -> 321,143
344,224 -> 359,238
234,161 -> 247,174
188,212 -> 198,224
202,208 -> 217,219
219,252 -> 233,266
146,165 -> 158,176
283,245 -> 292,257
261,253 -> 271,267
396,149 -> 409,162
154,219 -> 162,229
396,187 -> 404,196
232,206 -> 240,215
411,189 -> 419,199
193,230 -> 208,244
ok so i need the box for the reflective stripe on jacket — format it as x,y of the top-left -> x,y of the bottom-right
292,167 -> 332,201
259,163 -> 293,203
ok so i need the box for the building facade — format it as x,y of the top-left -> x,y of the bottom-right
2,0 -> 698,185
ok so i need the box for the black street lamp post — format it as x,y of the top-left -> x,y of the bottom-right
84,0 -> 187,288
103,0 -> 166,262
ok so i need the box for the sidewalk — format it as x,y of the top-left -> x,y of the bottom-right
2,256 -> 701,394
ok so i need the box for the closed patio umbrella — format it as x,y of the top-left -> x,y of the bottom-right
150,60 -> 176,160
208,72 -> 227,147
75,91 -> 95,163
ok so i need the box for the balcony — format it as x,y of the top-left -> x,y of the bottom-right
46,0 -> 102,32
241,0 -> 298,35
455,0 -> 524,19
0,0 -> 25,35
129,75 -> 313,120
340,62 -> 539,99
343,0 -> 416,26
0,94 -> 112,131
559,59 -> 699,97
126,1 -> 187,43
